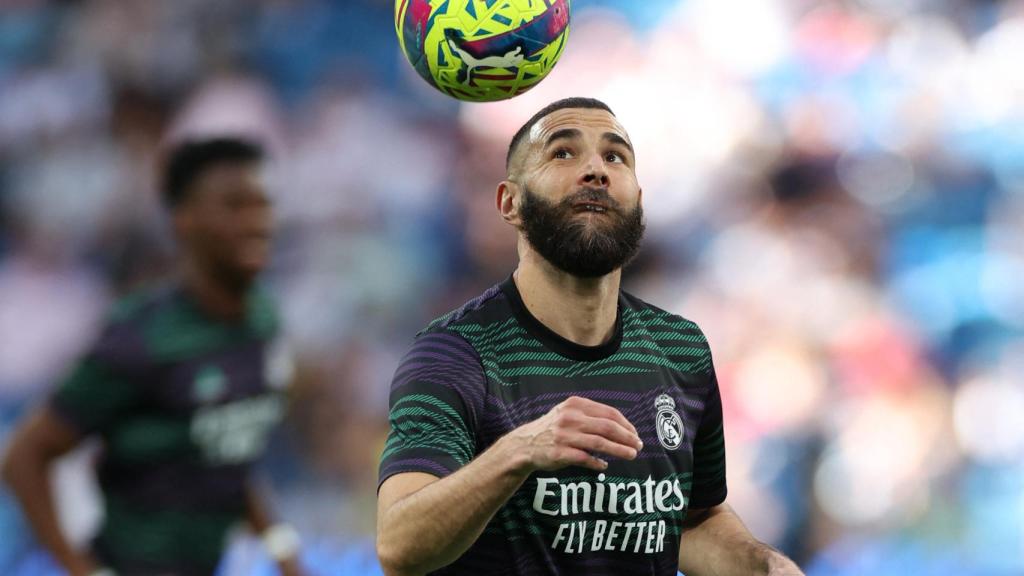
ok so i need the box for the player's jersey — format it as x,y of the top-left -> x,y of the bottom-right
379,277 -> 727,576
50,282 -> 291,576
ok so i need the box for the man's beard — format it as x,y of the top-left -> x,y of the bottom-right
519,185 -> 645,278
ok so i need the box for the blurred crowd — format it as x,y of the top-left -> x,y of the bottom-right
1,0 -> 1022,574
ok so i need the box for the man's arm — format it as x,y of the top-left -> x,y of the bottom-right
1,408 -> 100,576
244,478 -> 302,576
376,439 -> 529,576
677,504 -> 803,576
376,396 -> 643,576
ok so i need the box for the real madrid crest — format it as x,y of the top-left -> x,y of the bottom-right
655,393 -> 684,450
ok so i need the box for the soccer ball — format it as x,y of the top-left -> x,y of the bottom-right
395,0 -> 571,102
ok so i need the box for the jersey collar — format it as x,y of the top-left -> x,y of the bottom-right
500,275 -> 624,362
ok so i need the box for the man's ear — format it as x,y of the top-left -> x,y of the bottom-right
497,180 -> 522,227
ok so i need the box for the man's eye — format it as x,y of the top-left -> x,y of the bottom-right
606,152 -> 624,163
553,149 -> 573,159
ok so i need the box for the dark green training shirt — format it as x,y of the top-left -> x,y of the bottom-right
50,282 -> 291,576
380,277 -> 727,575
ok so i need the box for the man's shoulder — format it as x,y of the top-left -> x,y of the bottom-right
620,291 -> 713,374
80,283 -> 179,370
389,285 -> 502,419
419,280 -> 511,340
100,280 -> 274,363
106,282 -> 179,326
100,282 -> 183,343
620,291 -> 706,337
244,284 -> 280,338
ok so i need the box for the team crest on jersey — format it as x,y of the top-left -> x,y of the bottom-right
655,394 -> 684,450
193,365 -> 227,404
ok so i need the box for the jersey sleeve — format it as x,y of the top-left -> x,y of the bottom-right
689,354 -> 728,509
378,330 -> 486,488
50,320 -> 147,436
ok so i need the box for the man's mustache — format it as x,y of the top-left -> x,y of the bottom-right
561,187 -> 621,210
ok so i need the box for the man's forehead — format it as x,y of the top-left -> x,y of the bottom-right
528,108 -> 630,147
194,161 -> 270,198
199,160 -> 263,184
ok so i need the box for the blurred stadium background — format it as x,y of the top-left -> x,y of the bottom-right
1,0 -> 1023,574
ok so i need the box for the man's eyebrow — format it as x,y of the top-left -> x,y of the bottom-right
544,128 -> 582,148
603,132 -> 634,154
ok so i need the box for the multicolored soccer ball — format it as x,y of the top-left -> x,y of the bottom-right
395,0 -> 571,102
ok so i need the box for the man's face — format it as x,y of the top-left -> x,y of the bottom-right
511,108 -> 644,277
176,161 -> 273,285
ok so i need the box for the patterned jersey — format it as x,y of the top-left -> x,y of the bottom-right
50,282 -> 291,576
379,277 -> 727,575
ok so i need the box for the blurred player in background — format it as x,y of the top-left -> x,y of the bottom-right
1,138 -> 302,576
377,98 -> 804,575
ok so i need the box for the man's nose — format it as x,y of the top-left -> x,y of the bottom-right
580,153 -> 610,187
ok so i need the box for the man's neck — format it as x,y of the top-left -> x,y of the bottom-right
181,260 -> 250,321
514,248 -> 620,348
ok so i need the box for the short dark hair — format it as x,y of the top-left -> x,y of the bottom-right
161,137 -> 265,208
506,97 -> 615,172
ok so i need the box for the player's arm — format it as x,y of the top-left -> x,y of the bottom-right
677,504 -> 803,576
376,442 -> 529,576
243,478 -> 303,576
1,407 -> 100,576
4,319 -> 144,576
376,396 -> 643,576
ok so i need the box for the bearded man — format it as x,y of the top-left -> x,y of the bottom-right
375,97 -> 804,576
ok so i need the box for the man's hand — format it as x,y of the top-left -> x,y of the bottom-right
276,555 -> 303,576
65,556 -> 105,576
767,552 -> 805,576
376,396 -> 643,575
503,396 -> 644,473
